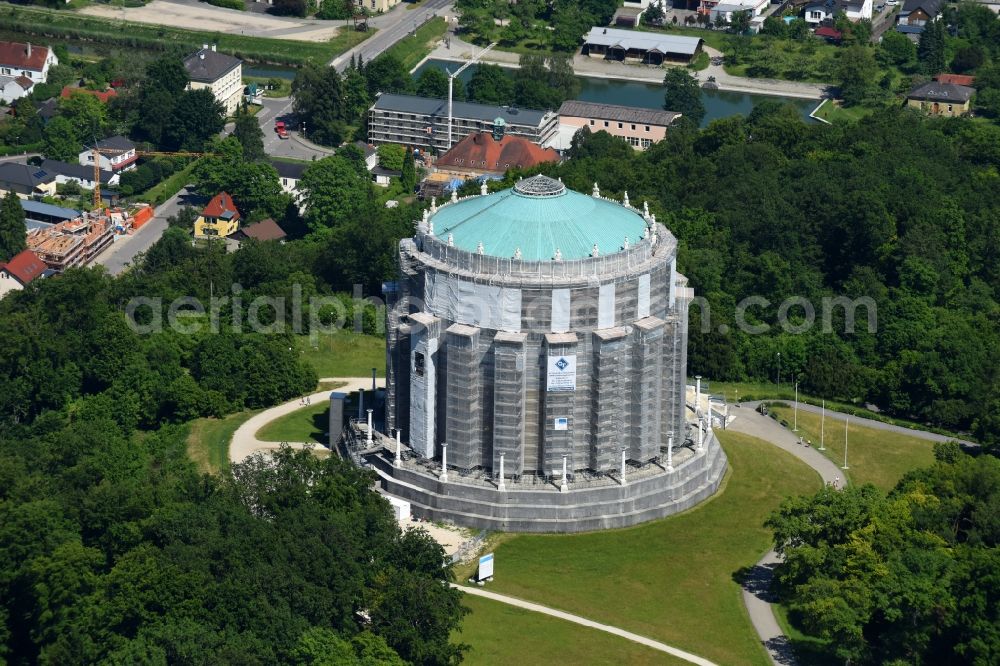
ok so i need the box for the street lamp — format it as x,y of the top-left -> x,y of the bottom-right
842,416 -> 850,470
793,380 -> 799,432
776,352 -> 782,386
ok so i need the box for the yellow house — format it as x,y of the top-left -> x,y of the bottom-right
356,0 -> 400,13
906,81 -> 975,117
194,191 -> 241,238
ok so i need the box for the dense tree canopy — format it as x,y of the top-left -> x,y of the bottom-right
767,445 -> 1000,664
0,192 -> 26,262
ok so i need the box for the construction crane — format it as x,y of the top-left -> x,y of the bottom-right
446,42 -> 497,150
91,149 -> 207,209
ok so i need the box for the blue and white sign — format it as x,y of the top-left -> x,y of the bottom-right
478,552 -> 494,580
546,354 -> 577,392
554,417 -> 569,431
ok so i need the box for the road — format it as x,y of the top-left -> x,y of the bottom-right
92,187 -> 204,275
329,0 -> 453,71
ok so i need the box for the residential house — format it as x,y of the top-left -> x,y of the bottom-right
0,249 -> 48,297
0,41 -> 58,84
898,0 -> 942,26
79,136 -> 138,173
907,81 -> 975,116
194,191 -> 241,238
41,159 -> 118,190
554,100 -> 681,151
354,141 -> 378,171
270,159 -> 308,207
0,162 -> 56,199
183,45 -> 243,116
435,125 -> 560,179
372,166 -> 402,187
0,75 -> 34,104
355,0 -> 400,13
708,0 -> 770,22
803,0 -> 872,23
815,26 -> 844,42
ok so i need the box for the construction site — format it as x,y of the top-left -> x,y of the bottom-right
26,204 -> 153,272
341,175 -> 728,532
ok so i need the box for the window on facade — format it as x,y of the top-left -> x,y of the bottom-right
631,124 -> 636,130
948,105 -> 953,112
603,121 -> 609,127
589,119 -> 595,125
645,125 -> 650,132
617,122 -> 623,129
641,138 -> 652,148
414,352 -> 426,377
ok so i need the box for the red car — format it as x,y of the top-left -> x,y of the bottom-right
274,120 -> 288,139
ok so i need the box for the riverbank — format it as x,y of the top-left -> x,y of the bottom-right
423,35 -> 828,100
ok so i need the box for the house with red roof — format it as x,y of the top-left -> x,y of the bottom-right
815,26 -> 843,42
0,41 -> 58,85
935,74 -> 976,86
194,192 -> 241,238
0,249 -> 48,297
435,127 -> 560,179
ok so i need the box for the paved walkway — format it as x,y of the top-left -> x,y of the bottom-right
228,376 -> 383,465
725,407 -> 843,666
425,35 -> 828,99
744,400 -> 975,447
453,584 -> 720,666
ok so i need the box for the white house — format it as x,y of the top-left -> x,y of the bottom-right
710,0 -> 770,21
804,0 -> 872,23
0,75 -> 33,104
270,159 -> 307,210
0,41 -> 58,85
40,159 -> 118,190
78,136 -> 138,173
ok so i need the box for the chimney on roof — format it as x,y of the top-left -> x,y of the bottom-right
211,44 -> 217,52
27,43 -> 31,58
203,43 -> 209,50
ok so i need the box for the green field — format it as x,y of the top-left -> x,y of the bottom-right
812,99 -> 871,124
769,406 -> 936,491
1,5 -> 372,65
457,595 -> 688,666
456,431 -> 822,666
297,333 -> 385,378
385,16 -> 448,71
256,402 -> 330,444
186,410 -> 258,475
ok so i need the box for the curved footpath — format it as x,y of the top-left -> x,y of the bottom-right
453,584 -> 720,666
228,377 -> 384,466
727,407 -> 842,666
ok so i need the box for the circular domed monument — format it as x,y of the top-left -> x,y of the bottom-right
369,175 -> 727,532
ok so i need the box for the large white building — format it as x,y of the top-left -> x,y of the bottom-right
183,45 -> 243,116
804,0 -> 873,23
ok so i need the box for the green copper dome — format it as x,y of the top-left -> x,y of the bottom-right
429,175 -> 649,261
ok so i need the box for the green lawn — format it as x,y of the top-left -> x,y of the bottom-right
186,410 -> 258,475
385,16 -> 448,71
813,99 -> 871,124
455,431 -> 822,666
296,333 -> 385,378
256,402 -> 330,444
769,407 -> 936,491
457,595 -> 689,666
723,36 -> 841,83
1,5 -> 372,65
135,159 -> 199,207
243,76 -> 292,99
